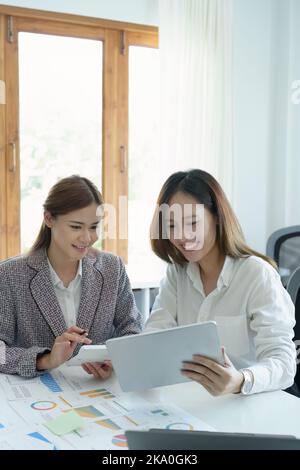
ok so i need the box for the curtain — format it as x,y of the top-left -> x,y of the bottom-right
159,0 -> 233,199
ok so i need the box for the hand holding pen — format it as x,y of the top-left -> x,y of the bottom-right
37,326 -> 92,371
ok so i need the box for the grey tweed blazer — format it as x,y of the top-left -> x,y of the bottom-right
0,249 -> 142,378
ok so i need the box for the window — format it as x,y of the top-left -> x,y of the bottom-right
0,6 -> 158,263
19,33 -> 102,252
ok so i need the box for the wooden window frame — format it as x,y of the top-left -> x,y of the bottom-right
0,5 -> 158,262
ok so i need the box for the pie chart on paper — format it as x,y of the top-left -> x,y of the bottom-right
166,422 -> 194,431
112,434 -> 128,448
31,401 -> 57,411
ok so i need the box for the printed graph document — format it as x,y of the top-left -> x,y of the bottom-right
0,369 -> 95,400
0,422 -> 73,450
62,402 -> 215,450
0,430 -> 54,450
0,366 -> 216,450
0,402 -> 24,431
6,381 -> 215,450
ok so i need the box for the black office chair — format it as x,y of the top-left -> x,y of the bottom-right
266,225 -> 300,286
286,267 -> 300,393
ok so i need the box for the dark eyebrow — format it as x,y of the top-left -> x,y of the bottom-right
68,221 -> 99,225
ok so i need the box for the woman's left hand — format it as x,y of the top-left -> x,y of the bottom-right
181,348 -> 244,396
82,360 -> 113,379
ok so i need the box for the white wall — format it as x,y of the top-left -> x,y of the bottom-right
285,0 -> 300,227
267,0 -> 291,234
232,0 -> 272,252
232,0 -> 300,253
0,0 -> 159,25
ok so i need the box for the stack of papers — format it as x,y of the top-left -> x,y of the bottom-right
0,369 -> 215,450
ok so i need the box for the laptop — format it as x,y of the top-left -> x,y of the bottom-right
125,429 -> 300,450
106,321 -> 223,392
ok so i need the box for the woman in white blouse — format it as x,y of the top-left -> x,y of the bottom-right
145,169 -> 297,396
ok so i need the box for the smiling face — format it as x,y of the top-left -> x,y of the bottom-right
166,191 -> 218,264
44,203 -> 101,262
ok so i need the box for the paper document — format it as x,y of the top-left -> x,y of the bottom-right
0,369 -> 92,400
1,367 -> 216,450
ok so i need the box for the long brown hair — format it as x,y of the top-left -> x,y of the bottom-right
30,175 -> 103,254
150,169 -> 276,268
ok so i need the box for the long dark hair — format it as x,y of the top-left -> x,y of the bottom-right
150,169 -> 276,268
30,175 -> 103,254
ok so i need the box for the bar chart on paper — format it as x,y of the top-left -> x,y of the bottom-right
79,388 -> 115,399
66,405 -> 104,419
40,373 -> 63,393
151,408 -> 169,417
95,418 -> 122,431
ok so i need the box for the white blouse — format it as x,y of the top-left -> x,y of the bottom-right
145,256 -> 296,394
47,259 -> 82,329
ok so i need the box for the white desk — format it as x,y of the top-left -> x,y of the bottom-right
1,366 -> 300,450
156,382 -> 300,438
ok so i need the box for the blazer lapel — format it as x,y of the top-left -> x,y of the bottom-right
27,250 -> 67,337
76,256 -> 104,334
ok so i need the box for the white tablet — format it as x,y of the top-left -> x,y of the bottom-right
66,345 -> 109,367
106,321 -> 223,392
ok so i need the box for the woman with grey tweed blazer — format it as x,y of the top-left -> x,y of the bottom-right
0,176 -> 142,379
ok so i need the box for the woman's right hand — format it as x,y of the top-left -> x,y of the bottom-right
36,326 -> 92,370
